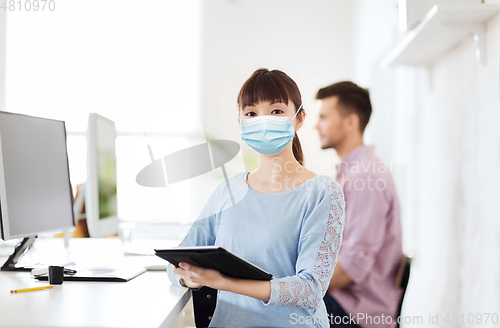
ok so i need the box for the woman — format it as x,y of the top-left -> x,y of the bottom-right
167,68 -> 345,327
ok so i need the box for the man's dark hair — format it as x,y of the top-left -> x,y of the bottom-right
316,81 -> 372,133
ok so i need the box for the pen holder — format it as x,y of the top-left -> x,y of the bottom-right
48,266 -> 64,285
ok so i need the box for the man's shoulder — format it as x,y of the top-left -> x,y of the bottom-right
341,152 -> 396,180
338,153 -> 399,200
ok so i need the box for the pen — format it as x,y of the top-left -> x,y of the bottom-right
10,285 -> 53,294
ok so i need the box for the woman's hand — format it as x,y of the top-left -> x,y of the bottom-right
173,262 -> 271,303
173,262 -> 225,289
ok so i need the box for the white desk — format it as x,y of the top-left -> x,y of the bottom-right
0,239 -> 191,328
0,270 -> 191,328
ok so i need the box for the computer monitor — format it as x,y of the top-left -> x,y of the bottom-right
0,111 -> 75,270
85,113 -> 118,237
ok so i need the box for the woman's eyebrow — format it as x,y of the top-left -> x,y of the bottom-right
243,101 -> 285,110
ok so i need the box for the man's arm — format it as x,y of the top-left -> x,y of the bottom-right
328,262 -> 353,290
329,172 -> 390,288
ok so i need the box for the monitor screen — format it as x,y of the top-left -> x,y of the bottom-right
0,111 -> 74,241
85,113 -> 118,237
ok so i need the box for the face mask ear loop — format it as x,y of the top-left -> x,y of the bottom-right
292,104 -> 303,121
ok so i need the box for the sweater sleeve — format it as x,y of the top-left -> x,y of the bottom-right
263,177 -> 345,309
166,213 -> 219,287
167,182 -> 222,288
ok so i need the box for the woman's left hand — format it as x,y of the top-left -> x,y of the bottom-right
173,262 -> 225,289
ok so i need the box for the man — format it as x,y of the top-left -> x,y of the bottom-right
315,82 -> 403,328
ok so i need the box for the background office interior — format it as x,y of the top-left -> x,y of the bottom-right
0,0 -> 499,327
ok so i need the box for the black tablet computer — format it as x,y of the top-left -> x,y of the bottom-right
155,246 -> 272,281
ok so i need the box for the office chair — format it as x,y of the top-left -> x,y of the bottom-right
394,255 -> 412,328
192,287 -> 218,328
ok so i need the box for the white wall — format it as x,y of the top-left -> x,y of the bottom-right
352,0 -> 500,326
199,0 -> 355,177
0,9 -> 4,112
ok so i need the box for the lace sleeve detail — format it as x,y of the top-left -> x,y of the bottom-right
265,178 -> 345,309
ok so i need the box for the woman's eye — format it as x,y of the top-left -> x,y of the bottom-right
271,109 -> 283,114
245,112 -> 256,117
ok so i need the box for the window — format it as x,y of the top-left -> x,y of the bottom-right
5,0 -> 203,224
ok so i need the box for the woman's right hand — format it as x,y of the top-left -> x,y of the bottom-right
174,264 -> 203,288
179,277 -> 203,289
173,262 -> 225,290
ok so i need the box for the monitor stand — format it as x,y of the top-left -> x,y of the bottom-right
1,236 -> 37,271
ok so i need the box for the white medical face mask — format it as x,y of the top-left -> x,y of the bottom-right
240,105 -> 303,156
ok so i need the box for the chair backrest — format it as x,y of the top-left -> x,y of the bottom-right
192,286 -> 218,328
395,255 -> 412,328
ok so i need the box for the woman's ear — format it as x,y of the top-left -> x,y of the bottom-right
295,111 -> 306,131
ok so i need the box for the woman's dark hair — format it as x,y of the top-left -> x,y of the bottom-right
237,68 -> 305,165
